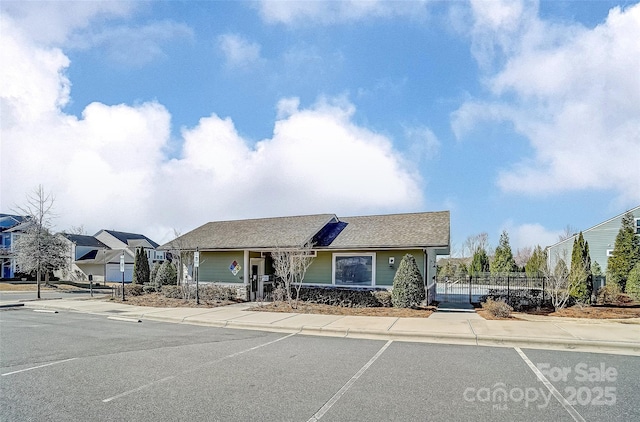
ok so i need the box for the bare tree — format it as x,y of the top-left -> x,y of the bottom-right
66,225 -> 87,235
271,242 -> 315,308
558,224 -> 578,242
463,232 -> 490,257
514,246 -> 533,269
13,185 -> 68,298
165,229 -> 194,299
542,250 -> 579,310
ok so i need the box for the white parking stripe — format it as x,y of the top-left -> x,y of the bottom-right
2,358 -> 77,376
514,347 -> 586,422
307,340 -> 393,422
102,332 -> 296,403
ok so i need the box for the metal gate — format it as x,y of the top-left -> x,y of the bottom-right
436,276 -> 476,304
436,274 -> 547,305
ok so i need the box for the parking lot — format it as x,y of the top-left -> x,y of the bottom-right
1,308 -> 638,421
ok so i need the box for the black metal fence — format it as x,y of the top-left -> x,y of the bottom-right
436,273 -> 550,308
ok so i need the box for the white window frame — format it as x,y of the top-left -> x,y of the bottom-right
606,249 -> 614,257
332,253 -> 376,287
635,218 -> 640,235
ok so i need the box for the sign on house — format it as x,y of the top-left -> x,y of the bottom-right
229,260 -> 241,276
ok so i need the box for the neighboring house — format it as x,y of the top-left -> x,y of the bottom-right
58,230 -> 165,282
162,211 -> 450,301
0,214 -> 32,279
546,205 -> 640,275
94,230 -> 165,282
59,234 -> 112,282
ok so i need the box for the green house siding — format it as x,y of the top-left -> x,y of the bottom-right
301,249 -> 425,287
303,251 -> 333,285
197,249 -> 428,287
199,251 -> 244,283
376,250 -> 425,286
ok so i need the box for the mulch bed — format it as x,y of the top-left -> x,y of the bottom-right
109,293 -> 239,308
535,304 -> 640,319
250,302 -> 435,317
103,292 -> 640,320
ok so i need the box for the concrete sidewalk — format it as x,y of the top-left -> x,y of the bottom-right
4,298 -> 640,356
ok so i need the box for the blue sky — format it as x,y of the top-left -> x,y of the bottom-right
1,1 -> 639,255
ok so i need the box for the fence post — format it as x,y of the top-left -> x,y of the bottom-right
542,277 -> 545,305
469,275 -> 472,304
507,275 -> 510,303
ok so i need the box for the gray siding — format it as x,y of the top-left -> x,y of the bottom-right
547,207 -> 640,273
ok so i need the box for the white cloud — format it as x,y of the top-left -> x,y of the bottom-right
69,21 -> 194,67
257,0 -> 429,25
403,125 -> 440,161
218,33 -> 262,69
1,14 -> 423,243
0,1 -> 134,45
501,221 -> 562,251
452,3 -> 640,205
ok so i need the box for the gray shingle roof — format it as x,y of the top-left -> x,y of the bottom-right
165,214 -> 337,250
63,234 -> 108,248
163,211 -> 450,251
327,211 -> 450,249
103,230 -> 159,248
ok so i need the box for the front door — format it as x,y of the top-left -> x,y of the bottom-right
249,258 -> 265,300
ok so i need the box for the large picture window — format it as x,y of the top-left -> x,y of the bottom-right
333,253 -> 375,286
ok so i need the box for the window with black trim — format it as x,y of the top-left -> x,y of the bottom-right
333,254 -> 375,286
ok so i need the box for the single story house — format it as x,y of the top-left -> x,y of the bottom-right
162,211 -> 450,301
546,205 -> 640,274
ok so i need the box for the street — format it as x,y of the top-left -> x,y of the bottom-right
0,290 -> 111,303
1,308 -> 638,421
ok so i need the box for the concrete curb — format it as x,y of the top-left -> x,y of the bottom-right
475,334 -> 640,354
0,303 -> 25,309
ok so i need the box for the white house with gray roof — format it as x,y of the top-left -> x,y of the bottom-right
58,230 -> 165,282
163,211 -> 450,302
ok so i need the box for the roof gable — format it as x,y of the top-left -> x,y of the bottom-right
0,214 -> 27,230
101,230 -> 159,248
546,205 -> 640,249
63,234 -> 109,248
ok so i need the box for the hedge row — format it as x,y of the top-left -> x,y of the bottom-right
294,286 -> 392,308
162,285 -> 238,301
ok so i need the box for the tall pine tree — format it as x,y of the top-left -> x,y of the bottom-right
469,248 -> 490,276
490,231 -> 516,275
569,232 -> 592,302
607,211 -> 640,291
132,247 -> 150,284
525,245 -> 547,277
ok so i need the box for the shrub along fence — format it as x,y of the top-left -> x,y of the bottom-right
437,273 -> 550,309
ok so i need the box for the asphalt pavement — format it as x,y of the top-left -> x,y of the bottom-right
0,290 -> 110,302
5,297 -> 639,356
1,308 -> 638,421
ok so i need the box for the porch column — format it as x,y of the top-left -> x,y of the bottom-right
243,249 -> 250,298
